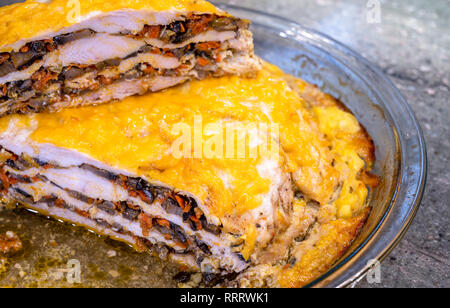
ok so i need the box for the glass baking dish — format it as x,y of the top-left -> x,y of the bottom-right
215,4 -> 427,288
0,3 -> 427,288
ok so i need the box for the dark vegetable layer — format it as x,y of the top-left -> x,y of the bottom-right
1,149 -> 221,236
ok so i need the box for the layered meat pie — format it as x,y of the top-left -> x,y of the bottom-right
0,62 -> 378,287
0,0 -> 260,116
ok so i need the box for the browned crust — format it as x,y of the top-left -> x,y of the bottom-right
278,207 -> 370,288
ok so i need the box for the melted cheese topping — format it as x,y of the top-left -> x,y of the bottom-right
0,0 -> 225,50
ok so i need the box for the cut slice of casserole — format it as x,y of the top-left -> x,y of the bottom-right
0,63 -> 378,287
0,0 -> 260,116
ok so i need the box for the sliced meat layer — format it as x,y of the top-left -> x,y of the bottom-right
0,148 -> 250,274
0,8 -> 260,117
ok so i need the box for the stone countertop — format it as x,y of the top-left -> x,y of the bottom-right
0,0 -> 448,288
215,0 -> 449,288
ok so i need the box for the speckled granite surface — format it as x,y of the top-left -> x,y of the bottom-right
0,0 -> 448,288
215,0 -> 449,288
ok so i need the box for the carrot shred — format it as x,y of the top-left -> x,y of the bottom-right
31,69 -> 58,91
97,75 -> 115,85
119,175 -> 129,190
198,57 -> 210,66
175,195 -> 185,210
0,84 -> 6,96
139,213 -> 153,237
164,51 -> 175,58
0,169 -> 10,193
151,47 -> 162,55
75,208 -> 90,218
142,65 -> 156,75
54,199 -> 65,208
146,25 -> 161,39
157,219 -> 171,228
46,42 -> 55,52
133,236 -> 148,252
7,176 -> 18,185
183,203 -> 191,213
137,190 -> 151,203
187,14 -> 214,34
190,215 -> 203,230
197,42 -> 221,51
175,242 -> 188,249
196,221 -> 203,230
179,265 -> 188,272
113,202 -> 123,213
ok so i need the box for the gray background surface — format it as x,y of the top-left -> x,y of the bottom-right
0,0 -> 449,288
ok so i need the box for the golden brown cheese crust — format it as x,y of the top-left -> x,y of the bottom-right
277,208 -> 370,288
0,0 -> 225,51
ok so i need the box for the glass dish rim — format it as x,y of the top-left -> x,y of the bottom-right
215,3 -> 428,288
